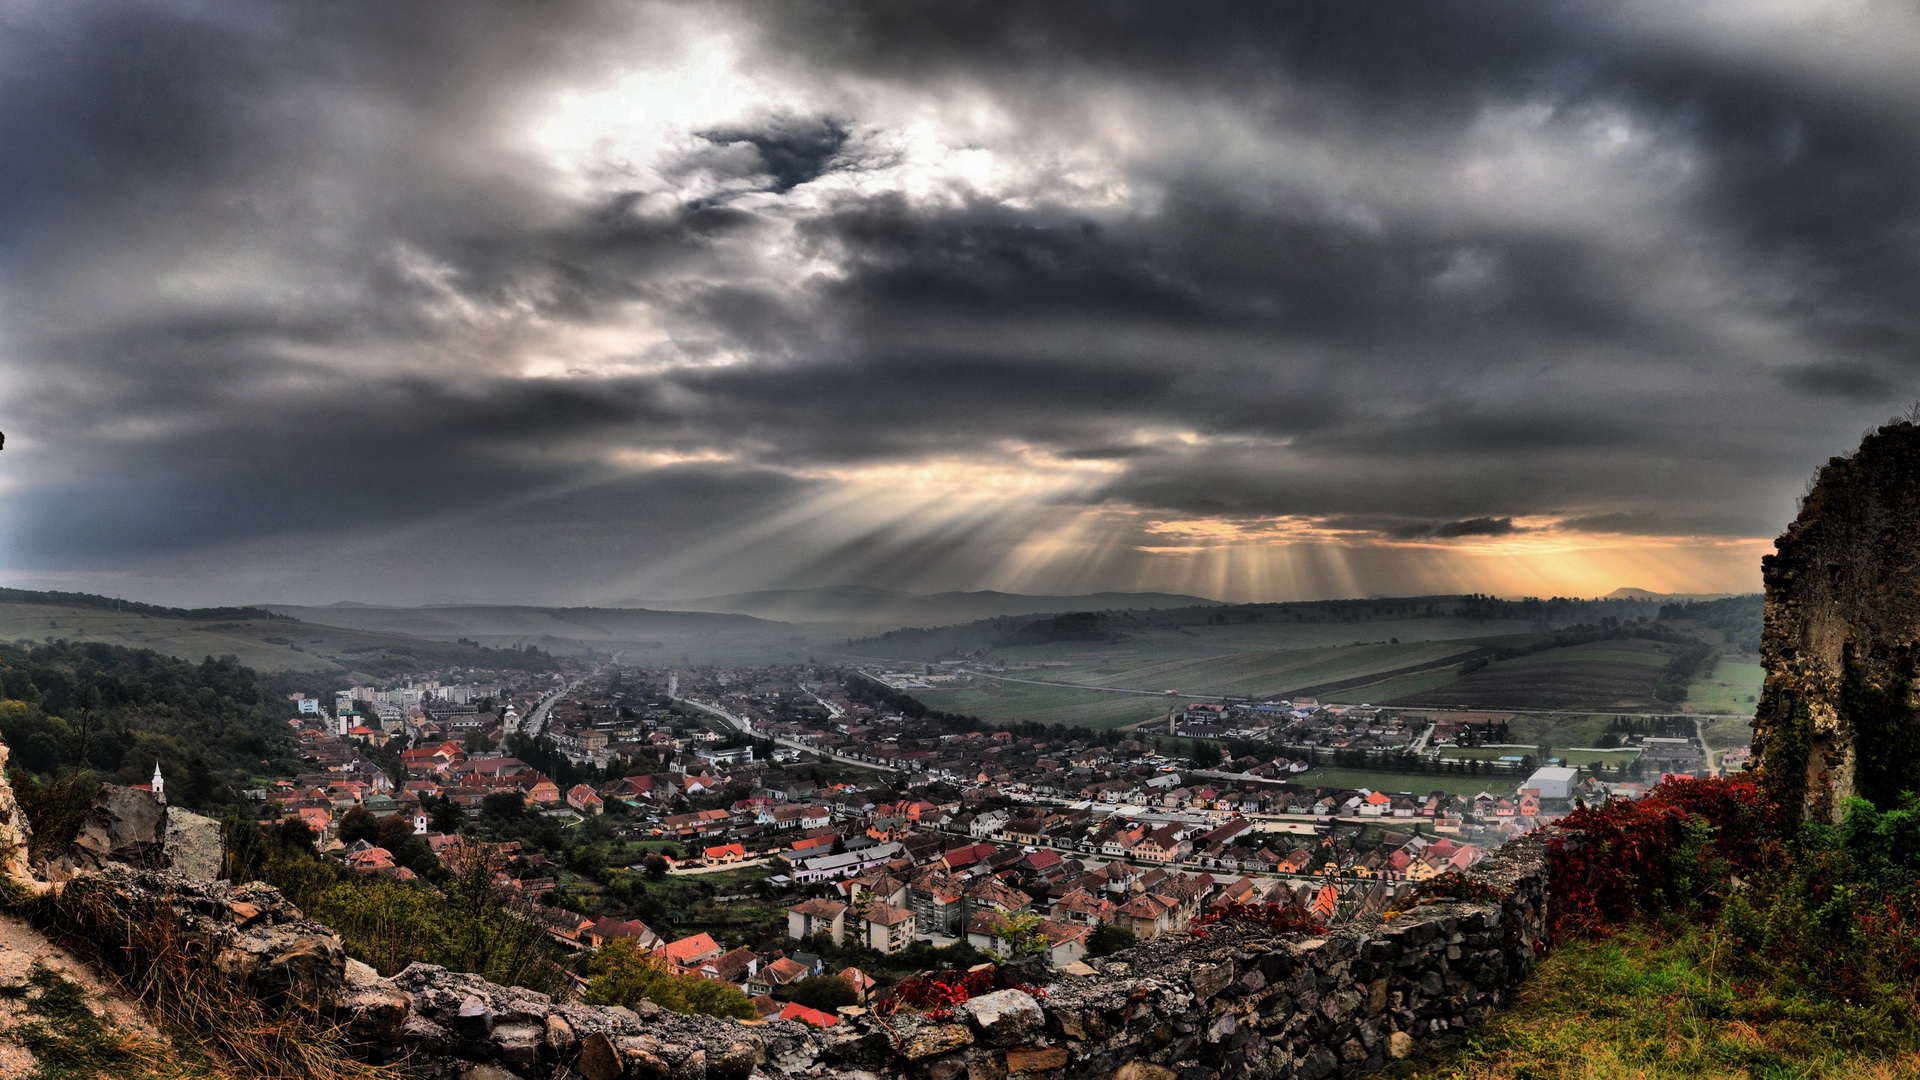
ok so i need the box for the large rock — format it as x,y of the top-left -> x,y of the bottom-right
51,784 -> 167,876
0,738 -> 38,894
1756,419 -> 1920,821
164,808 -> 224,880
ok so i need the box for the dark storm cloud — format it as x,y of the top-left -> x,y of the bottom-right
1389,517 -> 1520,540
1776,360 -> 1901,403
6,0 -> 1920,601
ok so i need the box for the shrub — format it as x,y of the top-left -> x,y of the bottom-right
789,973 -> 859,1011
1547,776 -> 1775,936
584,939 -> 755,1019
1189,903 -> 1326,938
1085,923 -> 1136,957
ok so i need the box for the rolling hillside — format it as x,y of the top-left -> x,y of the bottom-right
0,601 -> 558,679
623,584 -> 1224,628
266,603 -> 813,665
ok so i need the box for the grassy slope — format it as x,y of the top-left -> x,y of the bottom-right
0,601 -> 559,679
1389,927 -> 1920,1080
0,603 -> 356,674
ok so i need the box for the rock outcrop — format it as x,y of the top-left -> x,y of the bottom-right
49,838 -> 1552,1080
1755,419 -> 1920,822
0,739 -> 36,896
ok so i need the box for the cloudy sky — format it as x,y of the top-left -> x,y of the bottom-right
2,0 -> 1916,607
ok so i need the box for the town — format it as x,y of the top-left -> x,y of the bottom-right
254,659 -> 1720,1025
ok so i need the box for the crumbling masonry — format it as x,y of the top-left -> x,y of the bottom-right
1755,420 -> 1920,823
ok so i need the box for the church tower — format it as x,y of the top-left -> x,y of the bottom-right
151,762 -> 166,805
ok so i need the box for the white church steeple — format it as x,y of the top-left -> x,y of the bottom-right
151,762 -> 165,805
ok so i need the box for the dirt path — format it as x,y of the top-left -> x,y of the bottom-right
0,912 -> 167,1078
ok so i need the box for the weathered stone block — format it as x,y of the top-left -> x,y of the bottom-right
965,990 -> 1046,1047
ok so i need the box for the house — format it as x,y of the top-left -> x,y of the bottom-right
566,784 -> 604,815
909,869 -> 966,936
657,933 -> 723,968
1131,825 -> 1190,863
1036,919 -> 1091,967
787,899 -> 849,947
836,967 -> 876,1002
584,917 -> 660,951
747,957 -> 811,996
776,1002 -> 839,1028
703,843 -> 748,867
862,903 -> 916,954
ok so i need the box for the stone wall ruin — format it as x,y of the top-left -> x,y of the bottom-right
1755,419 -> 1920,822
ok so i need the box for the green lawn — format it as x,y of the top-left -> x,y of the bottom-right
1685,659 -> 1764,715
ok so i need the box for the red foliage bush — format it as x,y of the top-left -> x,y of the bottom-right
876,965 -> 1044,1016
1547,776 -> 1778,937
1190,902 -> 1327,938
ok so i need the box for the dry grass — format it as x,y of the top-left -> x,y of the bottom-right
27,883 -> 407,1080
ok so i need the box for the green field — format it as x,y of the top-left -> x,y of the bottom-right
1284,767 -> 1515,797
1321,667 -> 1467,704
1685,659 -> 1763,715
1499,646 -> 1668,668
1390,640 -> 1678,712
831,613 -> 1541,667
1041,640 -> 1487,698
1487,712 -> 1621,750
917,680 -> 1173,729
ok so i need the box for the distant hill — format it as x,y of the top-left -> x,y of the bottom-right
1608,587 -> 1742,601
621,585 -> 1223,628
0,593 -> 559,678
268,603 -> 781,639
265,603 -> 810,666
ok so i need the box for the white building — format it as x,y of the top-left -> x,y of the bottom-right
1524,766 -> 1581,801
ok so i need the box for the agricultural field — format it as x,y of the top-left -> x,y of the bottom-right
1684,659 -> 1763,715
915,679 -> 1174,730
1042,640 -> 1491,698
1321,667 -> 1466,705
833,610 -> 1543,667
1387,640 -> 1678,712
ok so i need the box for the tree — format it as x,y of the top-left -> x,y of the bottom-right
480,791 -> 525,821
1086,923 -> 1137,958
585,940 -> 755,1019
992,912 -> 1051,959
789,973 -> 858,1011
337,806 -> 379,846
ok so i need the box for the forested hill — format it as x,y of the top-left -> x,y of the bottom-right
0,639 -> 325,810
0,586 -> 285,622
